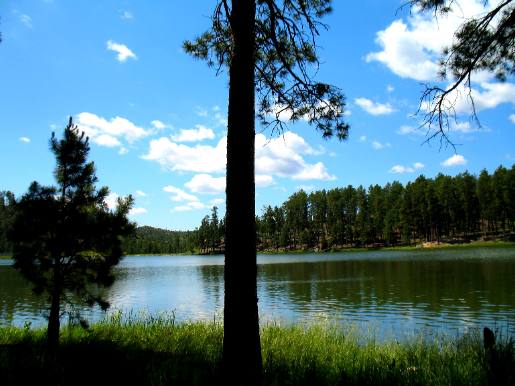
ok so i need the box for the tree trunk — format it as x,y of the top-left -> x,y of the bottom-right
47,264 -> 61,353
223,0 -> 262,384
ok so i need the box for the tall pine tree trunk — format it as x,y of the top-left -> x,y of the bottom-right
47,262 -> 61,352
223,0 -> 262,384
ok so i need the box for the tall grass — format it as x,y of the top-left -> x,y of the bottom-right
0,315 -> 513,385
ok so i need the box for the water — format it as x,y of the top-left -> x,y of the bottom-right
1,247 -> 514,339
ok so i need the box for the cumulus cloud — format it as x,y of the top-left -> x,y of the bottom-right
185,174 -> 225,194
441,154 -> 467,167
107,40 -> 137,62
510,114 -> 515,124
19,137 -> 31,143
444,82 -> 515,115
397,125 -> 424,135
389,162 -> 425,174
143,131 -> 335,182
130,207 -> 147,215
255,132 -> 335,181
151,120 -> 166,130
135,190 -> 146,197
359,135 -> 367,142
366,0 -> 495,82
173,201 -> 207,212
163,185 -> 199,202
256,174 -> 275,187
76,112 -> 151,149
104,192 -> 119,210
143,137 -> 226,173
372,140 -> 391,150
355,98 -> 395,115
171,125 -> 215,142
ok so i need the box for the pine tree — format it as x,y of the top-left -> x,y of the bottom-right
410,0 -> 514,144
184,1 -> 348,382
8,118 -> 134,351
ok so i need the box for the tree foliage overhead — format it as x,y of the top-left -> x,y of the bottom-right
184,0 -> 350,139
8,118 -> 134,346
409,0 -> 514,145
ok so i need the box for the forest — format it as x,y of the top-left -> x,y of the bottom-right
198,165 -> 515,253
2,165 -> 514,256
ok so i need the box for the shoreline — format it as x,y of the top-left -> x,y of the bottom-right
1,240 -> 513,260
0,318 -> 512,385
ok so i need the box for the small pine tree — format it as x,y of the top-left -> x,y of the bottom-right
8,118 -> 134,350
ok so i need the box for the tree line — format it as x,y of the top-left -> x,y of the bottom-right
122,225 -> 197,255
253,166 -> 515,251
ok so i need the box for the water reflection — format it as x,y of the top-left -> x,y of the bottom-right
1,248 -> 514,339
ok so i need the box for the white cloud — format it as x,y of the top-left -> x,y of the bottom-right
120,11 -> 133,20
76,112 -> 151,149
255,132 -> 335,181
387,85 -> 395,93
95,134 -> 122,147
143,137 -> 226,173
106,40 -> 137,62
171,125 -> 215,142
118,147 -> 128,155
163,185 -> 199,202
256,174 -> 274,187
366,0 -> 495,82
448,82 -> 515,114
510,114 -> 515,124
210,198 -> 225,205
359,135 -> 367,142
20,14 -> 32,28
355,98 -> 395,115
19,137 -> 30,143
130,207 -> 147,215
173,201 -> 207,212
143,130 -> 334,182
105,192 -> 119,210
389,162 -> 425,174
185,174 -> 225,194
151,120 -> 166,130
441,154 -> 467,167
390,165 -> 412,174
135,190 -> 146,197
372,140 -> 391,150
397,125 -> 424,135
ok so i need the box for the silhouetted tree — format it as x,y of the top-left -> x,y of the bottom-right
184,0 -> 349,382
8,118 -> 134,351
0,191 -> 16,253
409,0 -> 514,145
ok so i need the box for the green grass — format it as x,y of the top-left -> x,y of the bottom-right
1,315 -> 513,385
260,240 -> 515,255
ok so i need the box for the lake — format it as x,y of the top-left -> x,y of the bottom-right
1,247 -> 514,339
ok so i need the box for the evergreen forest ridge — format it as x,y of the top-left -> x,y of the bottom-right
2,165 -> 514,256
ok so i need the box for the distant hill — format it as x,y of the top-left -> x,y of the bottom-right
123,226 -> 197,255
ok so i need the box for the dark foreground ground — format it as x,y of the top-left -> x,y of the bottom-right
0,317 -> 513,385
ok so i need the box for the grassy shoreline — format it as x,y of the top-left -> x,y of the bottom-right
1,317 -> 513,385
1,241 -> 513,260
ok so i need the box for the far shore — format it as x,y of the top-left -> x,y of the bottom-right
1,240 -> 513,260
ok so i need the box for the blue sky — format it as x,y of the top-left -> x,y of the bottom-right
1,0 -> 514,230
